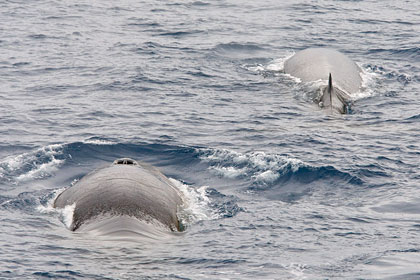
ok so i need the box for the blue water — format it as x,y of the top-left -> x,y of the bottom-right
1,0 -> 420,279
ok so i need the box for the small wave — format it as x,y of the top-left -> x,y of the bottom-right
369,47 -> 420,61
199,148 -> 303,184
2,189 -> 55,213
158,30 -> 203,37
16,158 -> 63,182
0,193 -> 33,211
82,137 -> 117,145
364,63 -> 412,87
405,114 -> 420,121
213,42 -> 269,60
216,42 -> 266,53
28,34 -> 47,40
198,148 -> 362,199
371,200 -> 420,215
191,1 -> 210,6
32,271 -> 86,279
0,144 -> 66,183
37,188 -> 64,213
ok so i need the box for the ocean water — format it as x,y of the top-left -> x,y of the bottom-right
1,0 -> 419,279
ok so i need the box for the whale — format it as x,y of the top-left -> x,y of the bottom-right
54,158 -> 183,235
284,48 -> 362,113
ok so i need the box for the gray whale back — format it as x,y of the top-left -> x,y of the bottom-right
284,48 -> 362,94
54,158 -> 183,232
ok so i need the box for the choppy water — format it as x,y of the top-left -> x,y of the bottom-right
1,0 -> 419,279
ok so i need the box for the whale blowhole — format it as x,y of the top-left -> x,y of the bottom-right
113,158 -> 138,165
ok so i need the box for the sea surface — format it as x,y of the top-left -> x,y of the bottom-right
1,0 -> 419,279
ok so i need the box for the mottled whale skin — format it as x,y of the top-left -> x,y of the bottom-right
284,48 -> 362,113
54,158 -> 183,233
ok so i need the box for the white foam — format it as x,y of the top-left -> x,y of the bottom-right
243,51 -> 295,73
284,72 -> 302,83
284,263 -> 308,279
265,58 -> 285,72
355,64 -> 380,99
83,139 -> 116,145
61,203 -> 76,229
288,158 -> 303,173
266,51 -> 294,72
200,148 -> 304,185
2,153 -> 25,171
37,188 -> 75,229
1,144 -> 65,182
253,170 -> 280,184
246,64 -> 265,72
17,157 -> 64,181
209,166 -> 246,179
170,178 -> 219,226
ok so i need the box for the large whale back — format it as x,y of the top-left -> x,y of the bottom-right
284,48 -> 362,113
284,48 -> 362,94
54,158 -> 183,232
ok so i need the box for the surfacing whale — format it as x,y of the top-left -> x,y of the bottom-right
284,48 -> 362,113
54,158 -> 183,236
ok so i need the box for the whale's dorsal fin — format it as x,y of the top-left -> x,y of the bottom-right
320,72 -> 348,114
328,73 -> 333,112
328,73 -> 332,93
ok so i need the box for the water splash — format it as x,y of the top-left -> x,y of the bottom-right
170,178 -> 219,227
356,63 -> 380,99
242,51 -> 295,74
37,188 -> 75,229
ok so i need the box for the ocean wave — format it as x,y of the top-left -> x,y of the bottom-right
213,42 -> 270,60
405,114 -> 420,121
199,148 -> 302,183
369,47 -> 420,61
364,63 -> 414,86
2,191 -> 45,213
215,42 -> 267,53
158,30 -> 204,37
0,144 -> 66,184
0,140 -> 203,185
198,148 -> 363,195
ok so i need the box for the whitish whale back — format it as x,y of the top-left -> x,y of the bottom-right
284,48 -> 362,94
